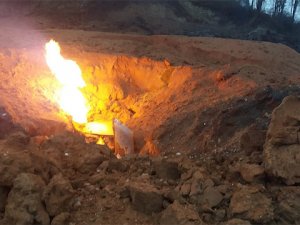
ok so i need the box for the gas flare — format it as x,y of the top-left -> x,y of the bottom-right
45,40 -> 89,124
45,39 -> 114,140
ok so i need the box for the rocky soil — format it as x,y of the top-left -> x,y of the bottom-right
0,95 -> 300,225
0,19 -> 300,224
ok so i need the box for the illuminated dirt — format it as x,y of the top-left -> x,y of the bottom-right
1,26 -> 300,225
1,28 -> 300,150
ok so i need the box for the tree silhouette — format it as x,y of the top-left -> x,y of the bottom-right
274,0 -> 287,15
256,0 -> 265,12
292,0 -> 299,20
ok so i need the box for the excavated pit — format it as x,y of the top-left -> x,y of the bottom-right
1,28 -> 300,155
0,43 -> 257,154
0,43 -> 185,154
0,47 -> 173,132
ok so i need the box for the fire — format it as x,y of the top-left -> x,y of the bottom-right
45,39 -> 114,140
45,40 -> 89,124
84,121 -> 114,136
44,39 -> 134,154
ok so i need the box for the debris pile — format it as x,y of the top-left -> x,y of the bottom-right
0,94 -> 300,225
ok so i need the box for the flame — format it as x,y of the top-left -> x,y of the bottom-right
84,121 -> 114,136
45,40 -> 89,124
45,40 -> 114,143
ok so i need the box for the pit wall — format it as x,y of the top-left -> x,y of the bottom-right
79,54 -> 175,122
0,46 -> 176,137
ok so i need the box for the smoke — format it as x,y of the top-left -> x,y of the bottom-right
0,1 -> 39,17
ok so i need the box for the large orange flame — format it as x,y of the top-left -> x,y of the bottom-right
45,40 -> 89,124
45,39 -> 114,138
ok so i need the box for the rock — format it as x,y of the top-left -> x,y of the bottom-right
264,96 -> 300,184
51,212 -> 70,225
107,159 -> 129,172
189,178 -> 202,196
216,184 -> 230,194
5,131 -> 30,148
162,200 -> 170,209
164,189 -> 185,204
240,124 -> 266,154
88,173 -> 118,189
152,158 -> 181,180
203,179 -> 214,189
223,218 -> 252,225
214,209 -> 226,221
128,182 -> 163,214
0,149 -> 33,186
189,171 -> 209,197
160,201 -> 204,225
181,169 -> 194,181
235,163 -> 265,182
276,187 -> 300,224
202,213 -> 212,223
0,147 -> 54,186
265,96 -> 300,145
0,186 -> 9,212
41,132 -> 109,174
5,173 -> 50,225
216,184 -> 233,200
180,183 -> 191,196
75,148 -> 108,174
99,144 -> 114,157
98,160 -> 109,171
200,186 -> 223,208
43,174 -> 75,217
192,169 -> 206,180
229,186 -> 273,223
119,187 -> 130,199
88,172 -> 106,186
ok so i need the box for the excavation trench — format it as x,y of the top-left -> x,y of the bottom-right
0,45 -> 181,154
0,40 -> 267,155
1,32 -> 296,156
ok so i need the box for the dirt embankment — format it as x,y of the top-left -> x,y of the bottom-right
0,1 -> 221,35
1,0 -> 300,52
